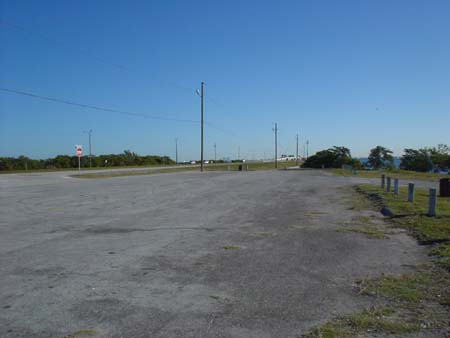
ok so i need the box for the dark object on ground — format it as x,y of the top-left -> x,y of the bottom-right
381,207 -> 394,217
440,178 -> 450,197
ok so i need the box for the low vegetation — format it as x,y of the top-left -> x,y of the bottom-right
74,161 -> 297,178
223,245 -> 240,250
0,150 -> 174,171
338,224 -> 387,239
75,166 -> 197,178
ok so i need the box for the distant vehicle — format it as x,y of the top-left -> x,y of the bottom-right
190,161 -> 196,165
279,155 -> 297,161
204,160 -> 209,164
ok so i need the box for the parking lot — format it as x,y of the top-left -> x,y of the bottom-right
0,170 -> 426,338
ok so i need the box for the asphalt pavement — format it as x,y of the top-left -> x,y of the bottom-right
0,170 -> 428,338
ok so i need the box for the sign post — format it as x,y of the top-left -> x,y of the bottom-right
75,145 -> 83,173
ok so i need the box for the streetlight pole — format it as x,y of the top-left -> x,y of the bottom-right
306,140 -> 309,159
175,138 -> 178,164
214,142 -> 217,162
296,133 -> 299,166
83,129 -> 93,168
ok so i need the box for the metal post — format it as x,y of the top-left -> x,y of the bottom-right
214,143 -> 216,162
428,188 -> 437,217
78,156 -> 81,173
296,133 -> 299,166
88,130 -> 92,168
394,178 -> 399,195
306,140 -> 309,159
386,177 -> 391,192
408,183 -> 415,202
274,123 -> 278,169
381,174 -> 385,188
200,82 -> 204,172
175,138 -> 178,164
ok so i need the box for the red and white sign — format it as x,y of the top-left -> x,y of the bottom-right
75,145 -> 83,157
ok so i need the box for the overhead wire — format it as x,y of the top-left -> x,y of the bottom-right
0,87 -> 199,123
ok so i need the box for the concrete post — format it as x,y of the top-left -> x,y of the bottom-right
386,177 -> 391,192
246,164 -> 249,171
428,188 -> 437,217
227,165 -> 230,171
381,174 -> 385,189
408,183 -> 415,202
394,178 -> 399,195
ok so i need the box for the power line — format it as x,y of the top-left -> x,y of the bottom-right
0,86 -> 199,123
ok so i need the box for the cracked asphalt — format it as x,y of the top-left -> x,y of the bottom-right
0,170 -> 428,338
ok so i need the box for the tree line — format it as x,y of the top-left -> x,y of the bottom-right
0,150 -> 174,171
302,144 -> 450,172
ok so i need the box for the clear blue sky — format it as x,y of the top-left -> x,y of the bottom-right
1,0 -> 449,161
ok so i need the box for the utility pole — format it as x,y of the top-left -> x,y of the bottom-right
296,133 -> 299,166
238,146 -> 240,160
273,123 -> 278,168
197,82 -> 205,172
306,140 -> 310,159
175,138 -> 178,164
84,129 -> 93,168
214,143 -> 217,162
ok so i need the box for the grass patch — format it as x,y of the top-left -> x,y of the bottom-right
205,161 -> 298,171
208,294 -> 222,300
337,215 -> 388,239
338,226 -> 387,239
331,168 -> 449,182
223,245 -> 240,250
357,272 -> 433,303
62,329 -> 98,338
74,166 -> 197,178
430,245 -> 450,270
73,161 -> 297,178
302,307 -> 420,338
